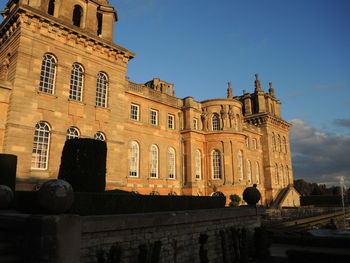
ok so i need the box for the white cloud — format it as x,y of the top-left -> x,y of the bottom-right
289,119 -> 350,186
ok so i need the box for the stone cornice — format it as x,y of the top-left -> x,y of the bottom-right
244,113 -> 292,129
0,5 -> 135,61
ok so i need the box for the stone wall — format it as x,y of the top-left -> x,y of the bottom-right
0,207 -> 264,263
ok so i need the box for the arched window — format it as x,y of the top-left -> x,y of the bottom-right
150,145 -> 158,178
31,121 -> 51,169
66,127 -> 80,140
283,136 -> 287,153
48,0 -> 55,15
94,131 -> 105,141
238,150 -> 243,180
73,5 -> 83,27
96,72 -> 108,108
195,149 -> 202,180
212,150 -> 222,179
280,165 -> 284,186
168,147 -> 176,179
129,141 -> 139,177
277,135 -> 281,152
286,165 -> 290,185
246,160 -> 252,184
274,163 -> 279,184
255,162 -> 260,184
212,113 -> 220,131
39,53 -> 56,94
272,132 -> 276,151
69,63 -> 84,101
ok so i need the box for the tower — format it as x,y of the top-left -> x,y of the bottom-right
0,0 -> 134,189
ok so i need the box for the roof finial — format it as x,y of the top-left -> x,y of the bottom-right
268,82 -> 275,97
254,73 -> 262,92
227,81 -> 233,99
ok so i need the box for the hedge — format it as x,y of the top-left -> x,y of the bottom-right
13,191 -> 226,215
301,195 -> 349,206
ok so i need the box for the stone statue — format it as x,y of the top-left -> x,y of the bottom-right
220,105 -> 227,129
0,55 -> 10,81
228,105 -> 234,128
227,81 -> 233,99
268,82 -> 275,97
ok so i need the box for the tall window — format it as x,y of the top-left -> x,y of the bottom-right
193,118 -> 198,130
96,72 -> 108,107
195,149 -> 202,180
69,63 -> 84,101
283,136 -> 287,153
277,135 -> 281,152
130,104 -> 139,120
275,163 -> 279,184
238,150 -> 243,180
31,121 -> 50,169
129,141 -> 139,177
150,109 -> 158,125
48,0 -> 55,15
212,150 -> 222,179
66,127 -> 80,140
73,5 -> 83,27
168,114 -> 174,129
255,162 -> 260,184
150,145 -> 158,178
97,12 -> 103,36
246,160 -> 252,184
212,113 -> 220,131
167,147 -> 176,179
272,132 -> 276,151
39,54 -> 56,94
94,131 -> 105,141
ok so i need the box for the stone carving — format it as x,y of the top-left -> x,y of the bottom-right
201,108 -> 209,131
220,105 -> 227,129
228,105 -> 234,128
0,54 -> 10,81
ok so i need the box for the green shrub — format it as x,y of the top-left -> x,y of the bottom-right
229,194 -> 241,207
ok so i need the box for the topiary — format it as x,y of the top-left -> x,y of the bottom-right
242,184 -> 261,206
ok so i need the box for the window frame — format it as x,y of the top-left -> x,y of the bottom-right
39,53 -> 57,94
238,150 -> 243,180
212,149 -> 222,179
129,141 -> 139,177
167,147 -> 176,179
69,63 -> 84,102
246,160 -> 252,184
212,113 -> 220,131
94,131 -> 106,141
95,72 -> 108,108
150,144 -> 159,178
66,126 -> 80,140
167,114 -> 175,129
130,104 -> 140,121
150,109 -> 158,125
193,118 -> 198,130
31,121 -> 51,170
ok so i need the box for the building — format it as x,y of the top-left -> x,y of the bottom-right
0,0 -> 300,206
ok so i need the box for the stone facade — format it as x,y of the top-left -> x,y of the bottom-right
0,0 -> 300,206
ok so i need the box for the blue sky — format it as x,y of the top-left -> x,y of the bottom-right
1,0 -> 349,186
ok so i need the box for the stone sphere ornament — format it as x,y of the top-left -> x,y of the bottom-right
0,185 -> 14,209
243,184 -> 261,206
37,179 -> 74,214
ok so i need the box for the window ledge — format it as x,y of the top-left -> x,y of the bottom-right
95,105 -> 111,112
37,91 -> 58,98
68,99 -> 86,105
